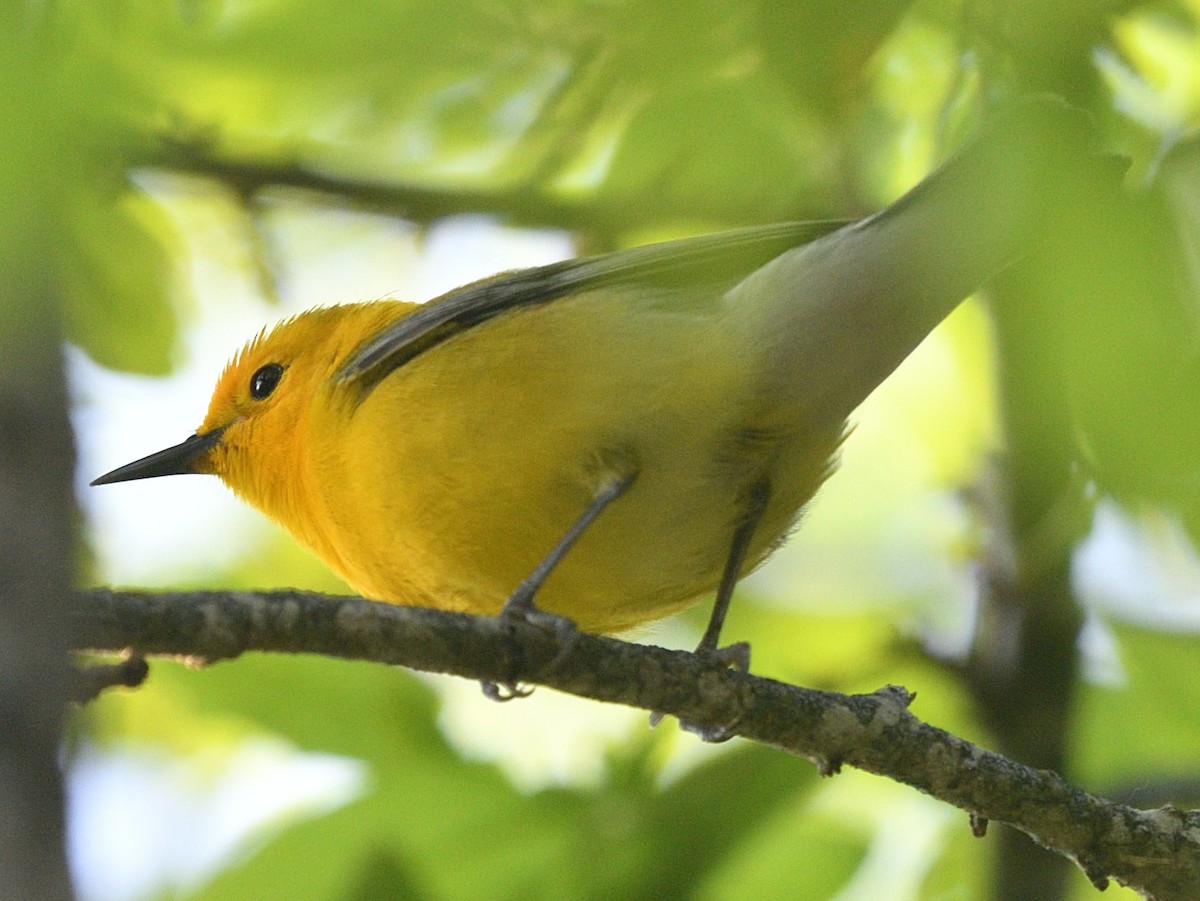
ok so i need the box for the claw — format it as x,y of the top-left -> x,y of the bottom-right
501,601 -> 581,672
480,472 -> 630,703
649,640 -> 752,732
505,604 -> 579,648
481,680 -> 533,702
480,593 -> 581,701
681,718 -> 739,743
701,640 -> 750,672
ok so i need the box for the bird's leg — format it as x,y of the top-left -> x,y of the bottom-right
483,470 -> 637,701
649,479 -> 769,734
694,477 -> 770,669
501,471 -> 637,621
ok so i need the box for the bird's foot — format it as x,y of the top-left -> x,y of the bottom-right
648,640 -> 752,739
696,639 -> 751,673
480,588 -> 580,701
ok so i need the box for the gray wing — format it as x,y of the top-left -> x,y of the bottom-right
334,220 -> 847,390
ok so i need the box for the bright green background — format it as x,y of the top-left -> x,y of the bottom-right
48,1 -> 1200,899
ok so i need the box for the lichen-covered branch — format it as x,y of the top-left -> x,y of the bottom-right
73,587 -> 1200,900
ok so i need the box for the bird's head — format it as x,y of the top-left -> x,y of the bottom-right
91,301 -> 413,518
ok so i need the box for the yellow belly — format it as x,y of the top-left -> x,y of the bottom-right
302,291 -> 842,633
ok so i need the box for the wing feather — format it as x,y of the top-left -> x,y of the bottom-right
334,220 -> 847,390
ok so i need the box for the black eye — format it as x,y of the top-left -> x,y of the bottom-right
250,363 -> 284,400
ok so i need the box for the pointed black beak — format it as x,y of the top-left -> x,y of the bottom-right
90,428 -> 225,486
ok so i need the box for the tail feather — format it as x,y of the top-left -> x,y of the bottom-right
732,97 -> 1110,429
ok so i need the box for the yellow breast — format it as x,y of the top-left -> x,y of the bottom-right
298,289 -> 840,632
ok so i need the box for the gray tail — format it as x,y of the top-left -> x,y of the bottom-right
732,97 -> 1117,429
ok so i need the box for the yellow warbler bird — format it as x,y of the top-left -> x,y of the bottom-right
92,102 -> 1092,659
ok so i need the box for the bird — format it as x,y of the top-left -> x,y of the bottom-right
92,100 -> 1095,669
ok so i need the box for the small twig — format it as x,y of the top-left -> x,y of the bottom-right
132,137 -> 830,240
138,143 -> 606,233
970,812 -> 990,837
68,652 -> 148,704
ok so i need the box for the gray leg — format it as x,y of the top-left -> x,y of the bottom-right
501,471 -> 637,620
696,478 -> 770,665
483,471 -> 636,701
648,479 -> 769,733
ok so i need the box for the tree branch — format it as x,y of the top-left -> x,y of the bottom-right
133,139 -> 843,241
137,143 -> 620,236
73,587 -> 1198,899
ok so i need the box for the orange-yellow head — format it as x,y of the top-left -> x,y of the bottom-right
91,300 -> 413,525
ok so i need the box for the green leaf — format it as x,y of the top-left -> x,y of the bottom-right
919,823 -> 988,900
603,79 -> 839,223
161,650 -> 831,901
64,186 -> 182,374
343,849 -> 430,901
1074,622 -> 1200,790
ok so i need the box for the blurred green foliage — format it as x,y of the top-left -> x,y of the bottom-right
54,0 -> 1200,899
